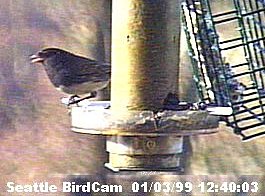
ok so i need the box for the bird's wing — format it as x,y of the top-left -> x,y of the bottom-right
63,56 -> 111,85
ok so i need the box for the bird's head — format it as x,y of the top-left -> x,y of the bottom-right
29,48 -> 69,64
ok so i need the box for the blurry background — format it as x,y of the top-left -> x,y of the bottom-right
1,0 -> 265,194
0,0 -> 111,191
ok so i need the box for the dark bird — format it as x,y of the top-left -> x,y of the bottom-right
30,48 -> 111,105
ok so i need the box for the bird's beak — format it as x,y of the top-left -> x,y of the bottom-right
29,54 -> 44,64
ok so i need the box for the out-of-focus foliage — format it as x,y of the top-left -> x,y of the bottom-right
0,0 -> 110,189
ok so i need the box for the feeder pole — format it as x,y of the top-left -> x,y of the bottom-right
111,0 -> 181,112
107,0 -> 183,171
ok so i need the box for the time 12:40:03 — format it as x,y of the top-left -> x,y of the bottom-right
198,181 -> 258,193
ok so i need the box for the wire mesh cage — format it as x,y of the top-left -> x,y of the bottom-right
182,0 -> 265,140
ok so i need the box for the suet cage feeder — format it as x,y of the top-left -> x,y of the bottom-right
182,0 -> 265,140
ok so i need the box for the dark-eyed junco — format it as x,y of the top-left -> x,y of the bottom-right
30,48 -> 110,105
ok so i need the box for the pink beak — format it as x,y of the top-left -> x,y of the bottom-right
29,54 -> 44,64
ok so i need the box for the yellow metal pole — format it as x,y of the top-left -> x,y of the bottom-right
105,0 -> 183,171
111,0 -> 181,112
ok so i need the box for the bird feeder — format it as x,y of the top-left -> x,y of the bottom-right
69,0 -> 220,172
182,0 -> 265,140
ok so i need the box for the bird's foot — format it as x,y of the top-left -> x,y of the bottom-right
69,95 -> 80,102
67,95 -> 81,106
67,92 -> 97,106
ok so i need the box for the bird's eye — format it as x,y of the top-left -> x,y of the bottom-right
38,51 -> 45,56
